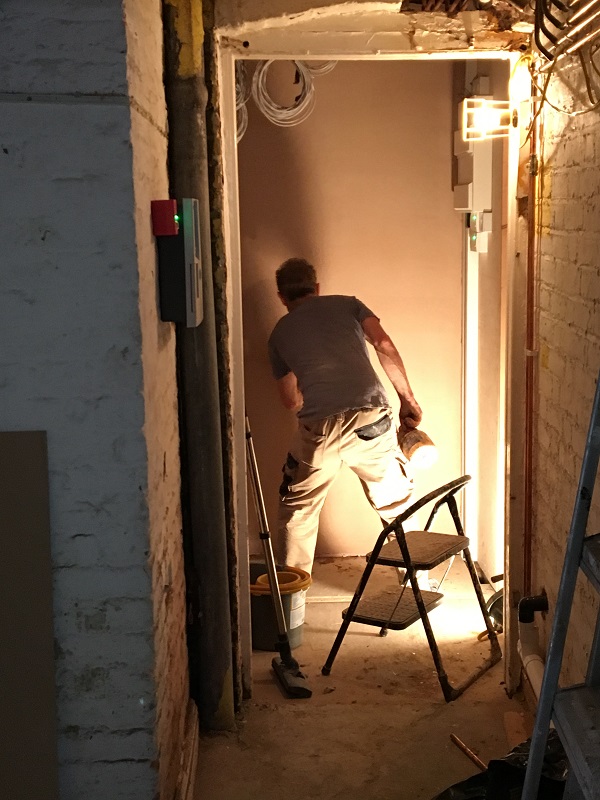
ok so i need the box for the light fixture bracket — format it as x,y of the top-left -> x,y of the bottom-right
461,97 -> 512,141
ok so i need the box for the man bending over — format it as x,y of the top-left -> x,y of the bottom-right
268,257 -> 422,574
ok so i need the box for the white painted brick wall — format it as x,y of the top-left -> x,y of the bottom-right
0,98 -> 158,800
1,0 -> 129,95
533,60 -> 600,685
1,1 -> 188,797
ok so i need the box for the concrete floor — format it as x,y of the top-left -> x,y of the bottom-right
196,557 -> 532,800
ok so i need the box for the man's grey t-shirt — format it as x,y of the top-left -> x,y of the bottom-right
268,294 -> 389,420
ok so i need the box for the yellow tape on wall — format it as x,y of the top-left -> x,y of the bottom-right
165,0 -> 204,78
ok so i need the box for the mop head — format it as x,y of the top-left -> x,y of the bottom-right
272,656 -> 312,699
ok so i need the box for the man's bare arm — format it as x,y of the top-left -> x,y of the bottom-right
361,316 -> 422,428
276,371 -> 304,412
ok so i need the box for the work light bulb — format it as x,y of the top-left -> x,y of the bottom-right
399,429 -> 438,470
410,443 -> 439,470
472,104 -> 503,136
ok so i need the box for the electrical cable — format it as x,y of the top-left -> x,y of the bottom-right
236,61 -> 251,109
531,57 -> 600,115
524,37 -> 600,146
235,61 -> 251,143
236,101 -> 248,143
304,61 -> 338,76
578,47 -> 598,103
521,54 -> 558,148
589,36 -> 600,73
251,60 -> 316,127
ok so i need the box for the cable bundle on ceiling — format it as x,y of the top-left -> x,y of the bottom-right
235,59 -> 337,141
251,60 -> 316,127
304,60 -> 338,77
236,61 -> 250,143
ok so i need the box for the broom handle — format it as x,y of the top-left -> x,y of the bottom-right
245,416 -> 288,635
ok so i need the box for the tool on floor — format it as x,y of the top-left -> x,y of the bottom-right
321,475 -> 502,701
245,415 -> 312,699
521,370 -> 600,800
450,733 -> 487,772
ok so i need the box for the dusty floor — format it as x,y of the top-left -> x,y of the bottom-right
195,557 -> 532,800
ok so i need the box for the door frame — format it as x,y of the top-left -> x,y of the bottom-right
214,30 -> 526,694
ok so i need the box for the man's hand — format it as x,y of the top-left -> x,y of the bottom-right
400,399 -> 422,430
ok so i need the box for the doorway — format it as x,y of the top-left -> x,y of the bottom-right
214,38 -> 523,695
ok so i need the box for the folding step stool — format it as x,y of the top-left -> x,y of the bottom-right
522,371 -> 600,800
321,475 -> 502,702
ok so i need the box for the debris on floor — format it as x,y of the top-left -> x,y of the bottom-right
195,558 -> 534,800
431,730 -> 568,799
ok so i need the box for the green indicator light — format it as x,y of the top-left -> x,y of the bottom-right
174,214 -> 180,223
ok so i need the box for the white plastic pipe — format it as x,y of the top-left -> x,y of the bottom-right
517,619 -> 546,701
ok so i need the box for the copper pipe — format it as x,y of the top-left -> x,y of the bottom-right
450,734 -> 487,771
539,26 -> 600,71
524,81 -> 540,597
565,23 -> 600,51
556,6 -> 600,43
569,0 -> 600,23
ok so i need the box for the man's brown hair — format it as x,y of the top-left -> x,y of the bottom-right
276,258 -> 318,303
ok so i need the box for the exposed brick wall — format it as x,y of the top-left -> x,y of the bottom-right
125,0 -> 190,796
533,62 -> 600,685
1,1 -> 188,797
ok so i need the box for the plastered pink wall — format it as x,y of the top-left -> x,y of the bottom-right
238,60 -> 463,559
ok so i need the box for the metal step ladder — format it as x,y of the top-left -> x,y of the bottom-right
522,373 -> 600,800
321,475 -> 502,702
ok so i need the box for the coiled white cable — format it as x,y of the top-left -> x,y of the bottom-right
251,60 -> 316,127
235,61 -> 251,143
236,102 -> 248,143
235,61 -> 251,109
305,61 -> 338,76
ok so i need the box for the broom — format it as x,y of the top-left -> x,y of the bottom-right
245,416 -> 312,699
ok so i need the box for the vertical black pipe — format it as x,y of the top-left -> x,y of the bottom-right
162,3 -> 235,731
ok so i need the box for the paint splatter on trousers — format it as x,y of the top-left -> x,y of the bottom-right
278,407 -> 413,574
